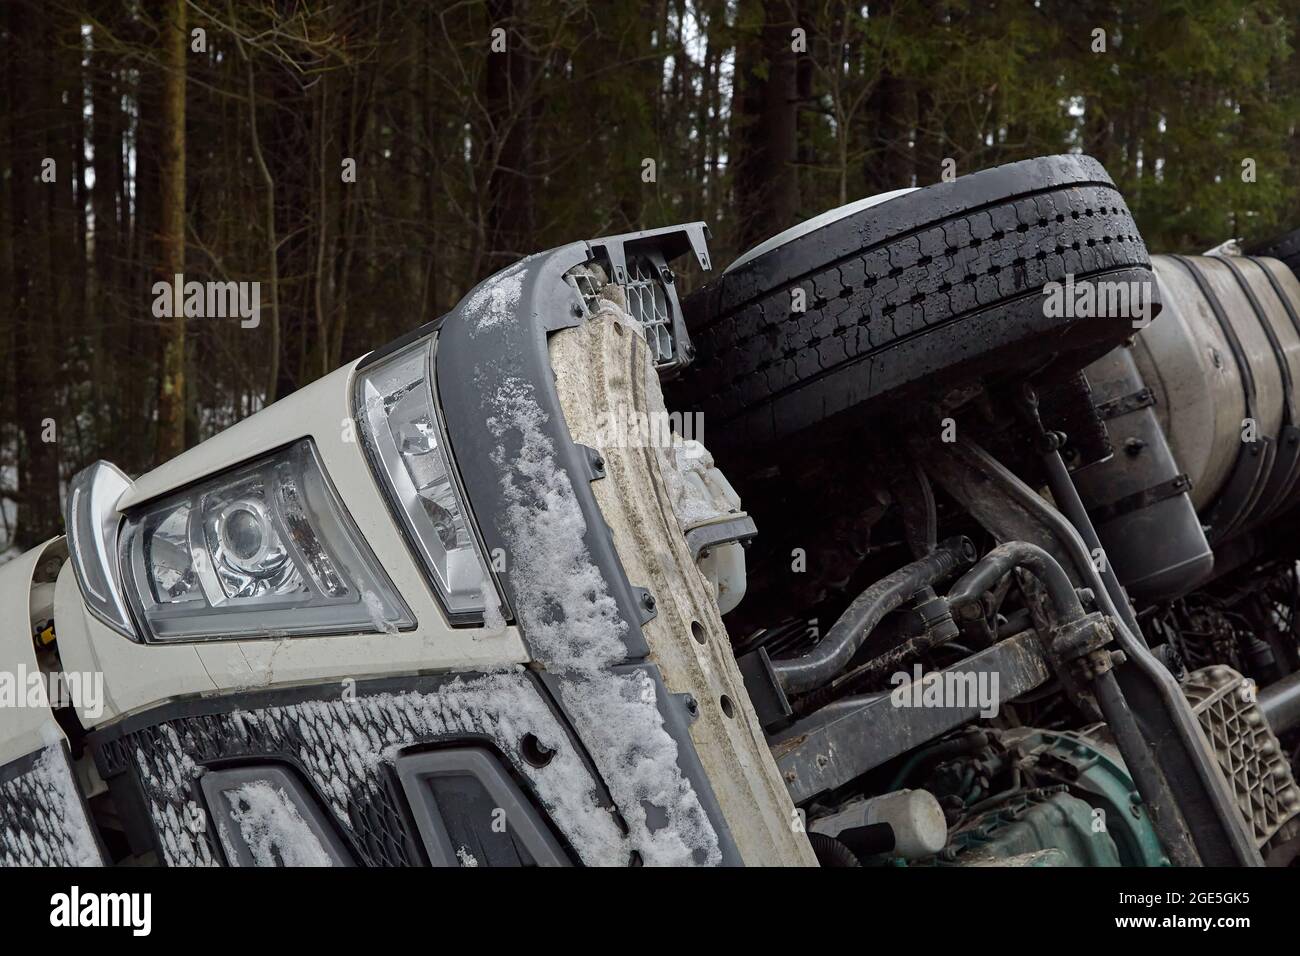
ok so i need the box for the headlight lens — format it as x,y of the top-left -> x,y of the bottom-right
120,439 -> 414,641
355,337 -> 498,622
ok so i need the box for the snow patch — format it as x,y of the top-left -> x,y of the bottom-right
466,262 -> 527,334
361,589 -> 398,635
220,781 -> 336,867
0,745 -> 102,867
132,725 -> 216,867
480,577 -> 506,631
660,440 -> 728,529
486,377 -> 627,674
485,375 -> 722,865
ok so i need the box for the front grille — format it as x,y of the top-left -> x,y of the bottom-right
89,672 -> 623,867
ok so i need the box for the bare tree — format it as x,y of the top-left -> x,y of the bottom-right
155,0 -> 187,460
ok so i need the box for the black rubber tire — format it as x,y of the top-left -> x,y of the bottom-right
1248,227 -> 1300,277
667,155 -> 1155,454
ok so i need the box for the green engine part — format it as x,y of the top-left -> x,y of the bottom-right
1002,728 -> 1170,866
906,727 -> 1169,867
934,785 -> 1120,866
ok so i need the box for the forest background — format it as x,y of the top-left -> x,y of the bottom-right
1,0 -> 1296,553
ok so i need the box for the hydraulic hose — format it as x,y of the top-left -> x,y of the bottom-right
806,832 -> 862,867
1260,668 -> 1300,735
770,536 -> 976,695
947,540 -> 1084,622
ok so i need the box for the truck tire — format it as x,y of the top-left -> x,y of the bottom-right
668,155 -> 1154,455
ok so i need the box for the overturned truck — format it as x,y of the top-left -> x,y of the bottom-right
3,155 -> 1299,867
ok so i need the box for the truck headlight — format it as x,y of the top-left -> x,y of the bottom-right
119,439 -> 414,641
354,337 -> 498,623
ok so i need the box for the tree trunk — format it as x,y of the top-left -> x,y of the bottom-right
155,0 -> 187,461
90,13 -> 122,460
483,0 -> 535,272
864,70 -> 913,194
9,3 -> 62,547
731,0 -> 800,251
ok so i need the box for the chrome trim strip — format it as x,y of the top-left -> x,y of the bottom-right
65,461 -> 137,641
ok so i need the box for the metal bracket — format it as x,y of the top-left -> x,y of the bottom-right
573,443 -> 607,482
1087,473 -> 1192,524
1204,437 -> 1275,543
673,692 -> 701,726
737,647 -> 793,730
631,586 -> 658,625
1095,386 -> 1155,421
684,515 -> 757,562
585,223 -> 713,375
586,222 -> 713,280
1052,611 -> 1112,657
